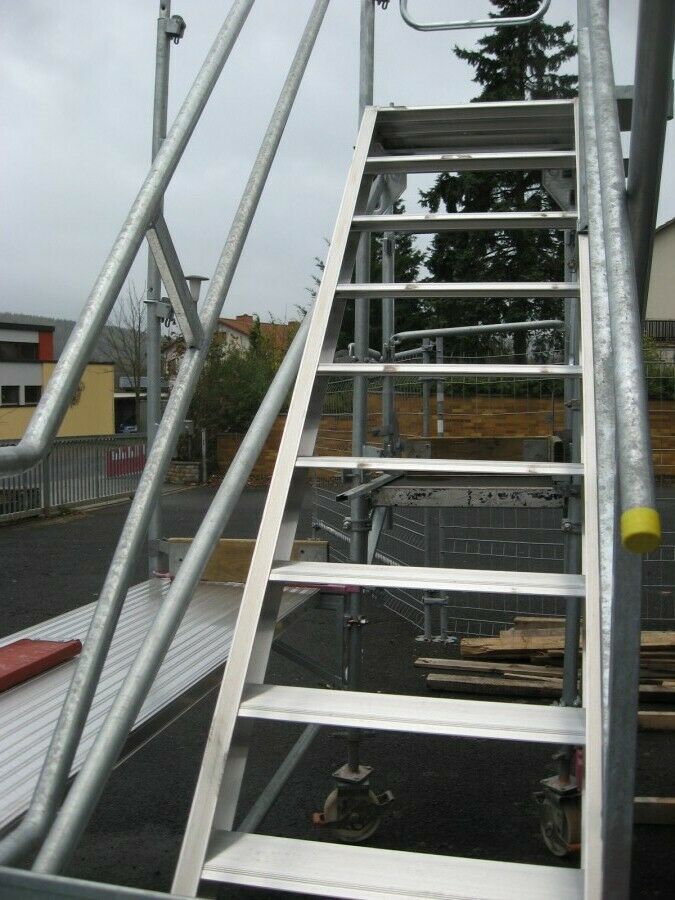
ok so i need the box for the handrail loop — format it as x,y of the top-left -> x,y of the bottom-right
399,0 -> 551,32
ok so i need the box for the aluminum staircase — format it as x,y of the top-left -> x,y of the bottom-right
172,99 -> 603,898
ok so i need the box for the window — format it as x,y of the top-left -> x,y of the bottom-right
0,341 -> 38,362
24,385 -> 42,404
1,385 -> 20,406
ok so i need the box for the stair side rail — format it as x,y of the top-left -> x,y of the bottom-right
0,0 -> 255,477
0,0 -> 329,869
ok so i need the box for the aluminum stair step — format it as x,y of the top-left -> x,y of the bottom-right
374,100 -> 575,155
269,561 -> 585,598
335,281 -> 580,299
203,832 -> 583,899
317,363 -> 582,377
351,211 -> 577,233
296,456 -> 583,477
237,684 -> 585,745
364,149 -> 576,175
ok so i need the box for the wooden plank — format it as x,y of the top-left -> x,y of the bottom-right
502,671 -> 563,685
461,633 -> 567,659
414,657 -> 563,678
461,630 -> 675,660
426,672 -> 562,698
426,673 -> 675,702
633,797 -> 675,825
638,684 -> 675,702
638,711 -> 675,732
167,538 -> 328,583
513,616 -> 564,630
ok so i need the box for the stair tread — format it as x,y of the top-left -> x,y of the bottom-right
269,562 -> 585,597
374,100 -> 575,155
335,281 -> 580,298
203,832 -> 583,899
317,363 -> 582,377
352,212 -> 577,233
296,457 -> 583,477
365,149 -> 576,174
238,684 -> 585,745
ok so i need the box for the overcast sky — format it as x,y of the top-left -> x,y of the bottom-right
1,1 -> 673,324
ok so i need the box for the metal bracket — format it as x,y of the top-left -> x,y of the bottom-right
152,300 -> 172,319
542,170 -> 576,211
146,215 -> 204,348
336,473 -> 401,502
165,15 -> 186,44
561,519 -> 582,535
552,478 -> 582,499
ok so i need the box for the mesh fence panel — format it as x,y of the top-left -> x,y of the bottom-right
312,353 -> 675,637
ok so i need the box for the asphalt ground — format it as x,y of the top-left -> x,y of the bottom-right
1,485 -> 673,898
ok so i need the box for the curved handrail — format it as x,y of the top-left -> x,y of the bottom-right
399,0 -> 551,32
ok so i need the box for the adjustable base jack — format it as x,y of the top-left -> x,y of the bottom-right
313,764 -> 394,844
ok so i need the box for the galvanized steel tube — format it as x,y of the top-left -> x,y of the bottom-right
581,0 -> 660,554
0,0 -> 329,870
579,19 -> 646,895
0,0 -> 255,477
145,0 -> 173,577
346,0 -> 375,773
393,319 -> 564,345
30,315 -> 310,872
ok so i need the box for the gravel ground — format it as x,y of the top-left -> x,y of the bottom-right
1,485 -> 673,898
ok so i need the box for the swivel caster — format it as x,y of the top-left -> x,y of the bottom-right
321,787 -> 383,843
313,764 -> 394,844
538,791 -> 581,857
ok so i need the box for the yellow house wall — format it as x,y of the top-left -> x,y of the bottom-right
0,406 -> 34,441
0,363 -> 115,440
42,363 -> 115,438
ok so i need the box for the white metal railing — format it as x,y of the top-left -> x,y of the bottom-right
0,435 -> 147,523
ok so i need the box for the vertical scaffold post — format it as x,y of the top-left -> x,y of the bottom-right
345,0 -> 375,776
146,0 -> 174,577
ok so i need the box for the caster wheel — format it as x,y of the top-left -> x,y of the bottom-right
323,788 -> 381,843
540,795 -> 581,857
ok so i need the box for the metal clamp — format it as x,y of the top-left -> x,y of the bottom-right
399,0 -> 550,33
165,15 -> 186,43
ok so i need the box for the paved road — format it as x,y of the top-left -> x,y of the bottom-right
1,486 -> 672,898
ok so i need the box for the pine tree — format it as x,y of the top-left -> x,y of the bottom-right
420,0 -> 577,361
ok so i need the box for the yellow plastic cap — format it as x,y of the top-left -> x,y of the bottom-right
620,507 -> 661,554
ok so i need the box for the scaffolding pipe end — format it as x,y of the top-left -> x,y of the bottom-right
620,506 -> 661,554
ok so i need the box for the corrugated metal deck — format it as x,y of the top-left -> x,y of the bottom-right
0,579 -> 316,834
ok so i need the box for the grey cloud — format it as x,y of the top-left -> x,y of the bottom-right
1,0 -> 672,324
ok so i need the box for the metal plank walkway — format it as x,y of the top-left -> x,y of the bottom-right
0,580 -> 315,834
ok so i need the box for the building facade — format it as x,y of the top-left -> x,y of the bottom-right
646,218 -> 675,361
0,321 -> 114,440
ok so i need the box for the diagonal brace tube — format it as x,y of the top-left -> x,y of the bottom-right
146,216 -> 204,348
0,0 -> 255,477
0,0 -> 326,869
30,314 -> 310,873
